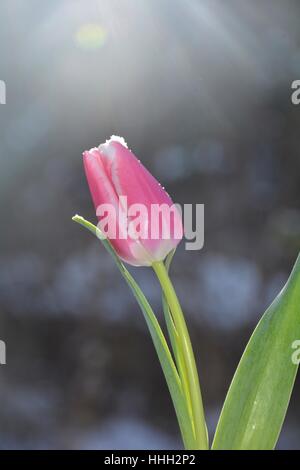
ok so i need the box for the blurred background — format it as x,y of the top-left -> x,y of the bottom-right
0,0 -> 300,449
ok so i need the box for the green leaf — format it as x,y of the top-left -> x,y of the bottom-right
212,253 -> 300,450
72,215 -> 195,449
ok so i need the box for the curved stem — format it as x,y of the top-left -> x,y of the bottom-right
152,261 -> 208,450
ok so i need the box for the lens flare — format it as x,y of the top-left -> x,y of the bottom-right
75,23 -> 107,50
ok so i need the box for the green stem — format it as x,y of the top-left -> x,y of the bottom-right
162,294 -> 194,427
162,258 -> 194,432
152,261 -> 208,450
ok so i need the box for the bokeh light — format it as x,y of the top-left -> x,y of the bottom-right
75,23 -> 107,50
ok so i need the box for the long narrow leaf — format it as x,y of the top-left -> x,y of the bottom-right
212,253 -> 300,450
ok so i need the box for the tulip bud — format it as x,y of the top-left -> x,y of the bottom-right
83,136 -> 183,266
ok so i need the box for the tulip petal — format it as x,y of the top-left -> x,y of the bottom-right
99,139 -> 183,262
83,148 -> 138,264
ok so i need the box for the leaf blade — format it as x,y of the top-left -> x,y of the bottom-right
212,253 -> 300,450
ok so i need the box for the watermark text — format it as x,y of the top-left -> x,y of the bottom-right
291,339 -> 300,365
0,80 -> 6,104
0,340 -> 6,365
95,197 -> 204,251
291,80 -> 300,105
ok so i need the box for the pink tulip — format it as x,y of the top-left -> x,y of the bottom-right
83,136 -> 183,266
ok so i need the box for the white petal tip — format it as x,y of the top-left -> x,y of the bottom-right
109,135 -> 128,147
99,135 -> 128,152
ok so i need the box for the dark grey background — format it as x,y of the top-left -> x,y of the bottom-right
0,0 -> 300,449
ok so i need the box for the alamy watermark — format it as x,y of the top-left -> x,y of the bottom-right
291,339 -> 300,365
0,340 -> 6,365
291,80 -> 300,105
0,80 -> 6,360
95,197 -> 204,251
0,80 -> 6,104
